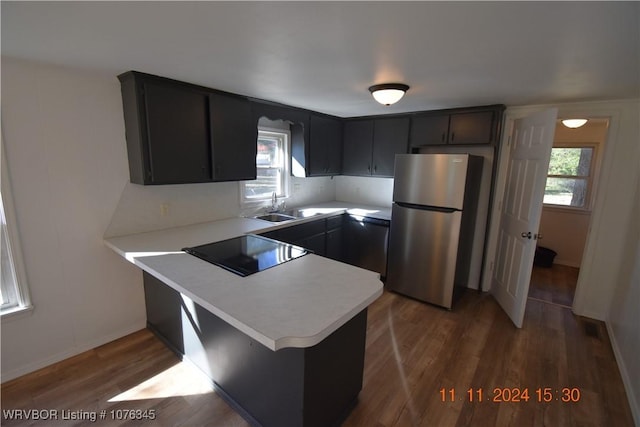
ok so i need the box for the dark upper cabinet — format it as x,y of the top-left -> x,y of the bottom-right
343,117 -> 409,177
209,93 -> 256,181
409,114 -> 449,146
409,106 -> 504,147
343,120 -> 375,176
120,74 -> 212,184
118,71 -> 256,185
309,114 -> 343,176
372,117 -> 410,177
448,111 -> 495,145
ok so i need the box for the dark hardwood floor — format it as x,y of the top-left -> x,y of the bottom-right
528,264 -> 579,308
1,288 -> 634,426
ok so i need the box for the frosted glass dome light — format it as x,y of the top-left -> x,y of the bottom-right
368,83 -> 410,106
561,119 -> 588,128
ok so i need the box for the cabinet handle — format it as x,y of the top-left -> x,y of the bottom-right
373,165 -> 377,173
451,132 -> 455,142
441,133 -> 445,142
367,164 -> 371,172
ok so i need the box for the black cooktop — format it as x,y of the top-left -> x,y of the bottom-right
182,234 -> 309,277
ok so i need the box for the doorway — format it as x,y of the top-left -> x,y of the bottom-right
527,118 -> 609,309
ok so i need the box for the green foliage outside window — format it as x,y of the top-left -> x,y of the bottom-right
544,147 -> 593,208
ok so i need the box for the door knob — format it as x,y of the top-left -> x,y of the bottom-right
535,233 -> 543,240
521,232 -> 532,239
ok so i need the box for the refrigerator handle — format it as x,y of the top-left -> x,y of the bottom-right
395,201 -> 459,213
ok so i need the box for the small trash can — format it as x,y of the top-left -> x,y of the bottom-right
534,246 -> 557,268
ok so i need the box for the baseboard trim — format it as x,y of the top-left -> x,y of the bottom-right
1,321 -> 146,383
553,259 -> 582,268
605,321 -> 639,426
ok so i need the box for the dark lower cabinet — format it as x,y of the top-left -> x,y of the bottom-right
259,214 -> 388,277
144,272 -> 366,427
325,215 -> 345,261
297,233 -> 326,257
260,216 -> 346,259
274,218 -> 327,256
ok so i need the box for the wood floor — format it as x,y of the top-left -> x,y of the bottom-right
2,288 -> 634,426
528,264 -> 579,308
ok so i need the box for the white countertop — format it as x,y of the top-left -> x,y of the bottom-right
104,202 -> 388,351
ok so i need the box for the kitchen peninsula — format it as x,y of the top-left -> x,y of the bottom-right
105,206 -> 385,427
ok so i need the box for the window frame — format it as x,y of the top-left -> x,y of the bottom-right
543,142 -> 599,212
1,136 -> 32,319
240,127 -> 290,206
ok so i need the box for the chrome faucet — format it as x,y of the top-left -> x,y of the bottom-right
271,192 -> 278,212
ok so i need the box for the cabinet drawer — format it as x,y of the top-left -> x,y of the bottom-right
326,215 -> 344,230
277,219 -> 326,243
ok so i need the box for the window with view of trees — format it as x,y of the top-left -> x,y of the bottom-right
543,146 -> 595,208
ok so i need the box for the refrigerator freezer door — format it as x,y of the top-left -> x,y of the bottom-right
393,154 -> 470,209
386,204 -> 462,308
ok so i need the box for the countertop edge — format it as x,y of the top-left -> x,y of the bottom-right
104,202 -> 389,351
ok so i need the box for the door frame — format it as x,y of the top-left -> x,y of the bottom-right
481,99 -> 637,321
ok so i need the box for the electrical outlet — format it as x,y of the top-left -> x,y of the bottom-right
160,203 -> 170,216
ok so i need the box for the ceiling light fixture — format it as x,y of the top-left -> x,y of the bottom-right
368,83 -> 410,106
561,119 -> 588,129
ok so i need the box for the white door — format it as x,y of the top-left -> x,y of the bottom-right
492,108 -> 558,327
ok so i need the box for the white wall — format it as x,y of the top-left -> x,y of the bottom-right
0,57 -> 337,381
1,57 -> 146,381
538,209 -> 590,267
335,175 -> 394,207
606,168 -> 640,425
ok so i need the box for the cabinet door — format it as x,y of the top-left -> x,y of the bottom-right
326,227 -> 344,261
309,114 -> 343,176
210,93 -> 257,181
448,111 -> 495,145
372,117 -> 410,177
410,114 -> 450,146
143,80 -> 212,184
342,120 -> 374,176
144,273 -> 185,354
297,233 -> 326,257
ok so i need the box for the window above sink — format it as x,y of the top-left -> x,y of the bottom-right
240,126 -> 290,206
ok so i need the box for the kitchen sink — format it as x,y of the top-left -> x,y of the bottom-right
255,213 -> 297,222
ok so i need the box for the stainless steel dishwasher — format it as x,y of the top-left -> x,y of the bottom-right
344,215 -> 390,279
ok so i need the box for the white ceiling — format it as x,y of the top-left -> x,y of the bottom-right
2,1 -> 639,117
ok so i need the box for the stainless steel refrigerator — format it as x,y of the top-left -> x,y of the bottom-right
386,154 -> 483,309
